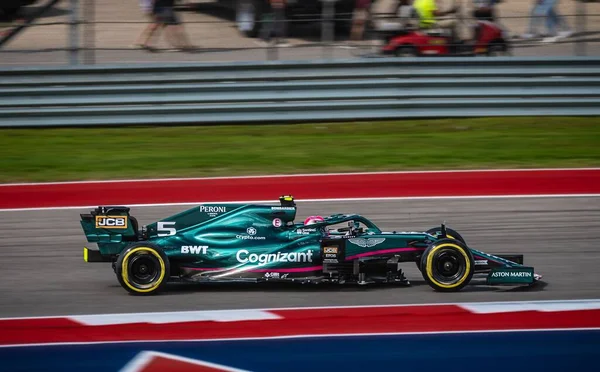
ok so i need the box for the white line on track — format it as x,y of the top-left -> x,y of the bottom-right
3,299 -> 599,321
1,167 -> 599,187
2,327 -> 599,349
70,309 -> 281,326
1,194 -> 599,212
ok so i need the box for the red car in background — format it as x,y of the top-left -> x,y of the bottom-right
381,20 -> 510,57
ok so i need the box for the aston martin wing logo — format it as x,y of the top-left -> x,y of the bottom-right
348,238 -> 386,248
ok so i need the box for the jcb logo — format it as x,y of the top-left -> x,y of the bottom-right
324,247 -> 338,254
95,216 -> 128,229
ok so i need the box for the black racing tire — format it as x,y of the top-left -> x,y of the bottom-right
394,45 -> 418,57
425,227 -> 466,244
420,238 -> 474,292
115,242 -> 170,295
236,0 -> 264,38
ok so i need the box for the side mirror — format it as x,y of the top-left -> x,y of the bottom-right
440,222 -> 447,238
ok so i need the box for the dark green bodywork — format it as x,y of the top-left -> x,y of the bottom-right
80,200 -> 540,286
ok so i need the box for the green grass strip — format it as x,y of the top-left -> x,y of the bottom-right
1,117 -> 599,182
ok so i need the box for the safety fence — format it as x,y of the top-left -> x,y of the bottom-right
0,0 -> 599,66
1,57 -> 599,127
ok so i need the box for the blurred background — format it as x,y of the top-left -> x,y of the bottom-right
1,0 -> 599,66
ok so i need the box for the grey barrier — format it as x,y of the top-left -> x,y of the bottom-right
0,56 -> 599,127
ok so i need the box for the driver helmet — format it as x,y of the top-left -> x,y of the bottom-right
304,216 -> 324,225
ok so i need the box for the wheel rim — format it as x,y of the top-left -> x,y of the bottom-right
431,248 -> 467,284
236,1 -> 255,32
127,253 -> 161,288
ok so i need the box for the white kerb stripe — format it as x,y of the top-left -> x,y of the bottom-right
460,299 -> 600,314
120,351 -> 252,372
3,328 -> 600,349
1,194 -> 599,212
71,309 -> 281,326
3,299 -> 600,322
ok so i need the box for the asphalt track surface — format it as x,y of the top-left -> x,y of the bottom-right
1,196 -> 599,318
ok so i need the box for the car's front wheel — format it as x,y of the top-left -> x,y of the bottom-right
116,243 -> 170,295
416,227 -> 466,271
420,239 -> 474,292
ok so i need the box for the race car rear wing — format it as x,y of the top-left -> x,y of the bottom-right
80,206 -> 140,261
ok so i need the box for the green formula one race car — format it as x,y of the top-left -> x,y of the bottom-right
80,196 -> 541,295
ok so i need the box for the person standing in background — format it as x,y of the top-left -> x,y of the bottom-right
540,0 -> 573,43
395,0 -> 417,30
413,0 -> 458,42
523,0 -> 543,38
259,0 -> 289,47
135,0 -> 195,51
134,0 -> 160,50
350,0 -> 372,43
473,0 -> 511,38
153,0 -> 195,50
473,0 -> 500,22
522,0 -> 573,42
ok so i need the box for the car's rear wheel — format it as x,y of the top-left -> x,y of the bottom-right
420,239 -> 474,292
116,243 -> 170,295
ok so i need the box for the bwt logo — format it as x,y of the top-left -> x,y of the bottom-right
181,246 -> 209,254
95,216 -> 128,229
